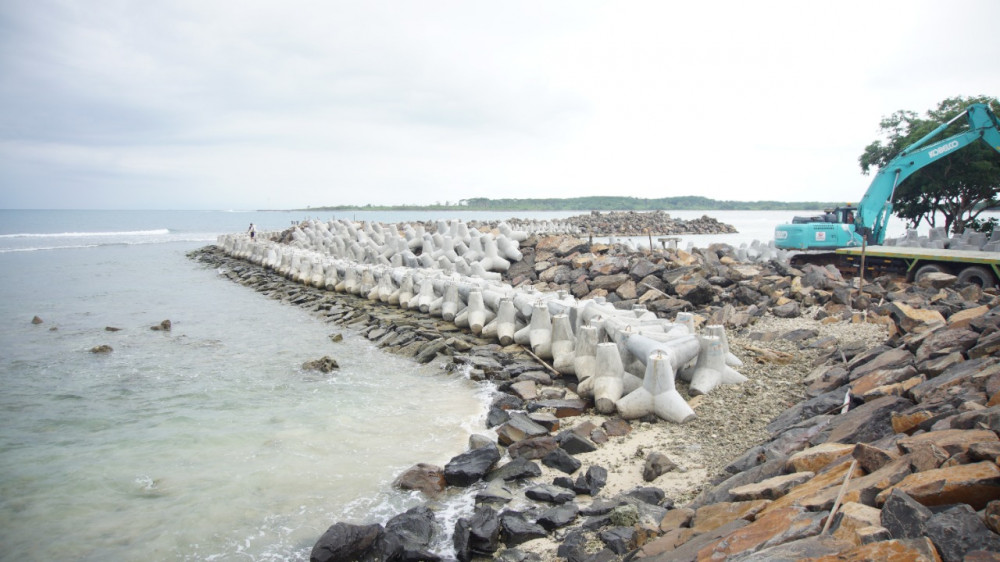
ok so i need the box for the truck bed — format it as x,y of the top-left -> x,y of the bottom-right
835,245 -> 1000,265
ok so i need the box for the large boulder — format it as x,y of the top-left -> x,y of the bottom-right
310,522 -> 383,562
444,445 -> 501,487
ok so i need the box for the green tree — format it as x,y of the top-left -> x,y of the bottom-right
858,95 -> 1000,235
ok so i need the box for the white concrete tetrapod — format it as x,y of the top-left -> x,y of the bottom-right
572,325 -> 599,386
442,283 -> 461,322
496,298 -> 517,346
550,314 -> 575,375
467,290 -> 487,335
688,335 -> 747,396
705,324 -> 743,368
528,302 -> 553,360
416,280 -> 436,313
675,312 -> 696,335
592,342 -> 625,414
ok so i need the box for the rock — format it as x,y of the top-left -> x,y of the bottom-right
830,501 -> 883,546
574,465 -> 608,496
499,511 -> 547,546
889,302 -> 946,333
985,500 -> 1000,534
105,326 -> 121,331
524,484 -> 576,504
910,357 -> 998,403
875,461 -> 1000,510
804,537 -> 942,562
302,356 -> 339,372
917,271 -> 957,289
375,506 -> 440,562
924,504 -> 1000,562
852,442 -> 897,473
558,432 -> 598,454
467,505 -> 502,557
31,315 -> 43,324
508,435 -> 559,460
496,412 -> 549,446
772,301 -> 801,318
729,471 -> 815,501
444,445 -> 501,487
393,463 -> 446,496
896,428 -> 999,458
537,503 -> 580,531
786,443 -> 855,473
89,345 -> 113,353
823,395 -> 912,445
970,331 -> 1000,359
731,534 -> 853,561
150,319 -> 172,331
642,452 -> 677,482
658,507 -> 695,532
598,526 -> 637,555
698,506 -> 828,560
542,447 -> 582,475
529,399 -> 587,418
310,522 -> 383,562
485,457 -> 542,482
690,500 -> 770,535
625,486 -> 666,506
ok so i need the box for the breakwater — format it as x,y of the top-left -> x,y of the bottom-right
197,214 -> 1000,561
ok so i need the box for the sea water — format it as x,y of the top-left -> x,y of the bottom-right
0,208 -> 931,560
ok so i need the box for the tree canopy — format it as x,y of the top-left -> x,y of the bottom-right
858,95 -> 1000,235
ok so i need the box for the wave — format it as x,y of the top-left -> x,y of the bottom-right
0,229 -> 171,239
0,235 -> 217,253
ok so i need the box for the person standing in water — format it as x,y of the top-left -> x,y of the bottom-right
248,223 -> 256,240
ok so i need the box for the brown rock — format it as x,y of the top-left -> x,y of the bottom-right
850,365 -> 918,397
803,537 -> 942,562
831,502 -> 883,546
31,315 -> 43,324
393,463 -> 446,496
691,500 -> 771,535
915,328 -> 979,362
875,461 -> 1000,510
852,443 -> 898,473
985,500 -> 1000,534
896,428 -> 999,458
970,331 -> 1000,359
848,348 -> 914,381
906,442 -> 950,473
948,305 -> 990,329
658,507 -> 695,532
697,506 -> 828,561
730,471 -> 816,501
890,302 -> 946,333
507,435 -> 559,460
509,380 -> 537,401
861,375 -> 925,402
602,417 -> 631,436
800,456 -> 912,511
786,443 -> 856,473
825,395 -> 912,445
759,458 -> 863,516
89,345 -> 113,353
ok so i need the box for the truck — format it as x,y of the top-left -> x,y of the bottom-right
774,103 -> 1000,288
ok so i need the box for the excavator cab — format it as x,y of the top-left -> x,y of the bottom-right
776,204 -> 863,250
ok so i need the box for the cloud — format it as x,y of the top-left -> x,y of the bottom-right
1,0 -> 999,209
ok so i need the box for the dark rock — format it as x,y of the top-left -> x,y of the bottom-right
556,529 -> 590,562
574,465 -> 608,496
542,447 -> 582,474
822,395 -> 912,445
310,522 -> 383,562
598,526 -> 637,555
537,503 -> 580,531
881,488 -> 933,540
486,406 -> 510,428
499,511 -> 548,546
453,517 -> 471,562
496,412 -> 550,446
924,504 -> 1000,562
772,301 -> 800,318
444,445 -> 501,487
467,505 -> 501,557
375,506 -> 440,562
624,486 -> 665,505
486,457 -> 542,482
766,387 -> 847,435
780,328 -> 819,342
642,451 -> 677,482
150,319 -> 171,331
31,315 -> 43,324
525,484 -> 576,504
558,432 -> 598,454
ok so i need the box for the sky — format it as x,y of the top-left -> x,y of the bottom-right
1,1 -> 998,210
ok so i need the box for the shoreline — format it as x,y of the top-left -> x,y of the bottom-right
191,218 -> 999,561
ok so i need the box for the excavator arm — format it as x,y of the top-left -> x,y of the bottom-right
855,103 -> 1000,244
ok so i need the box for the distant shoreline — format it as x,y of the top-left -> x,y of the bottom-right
283,196 -> 843,213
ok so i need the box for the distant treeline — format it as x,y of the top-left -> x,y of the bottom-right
302,196 -> 840,212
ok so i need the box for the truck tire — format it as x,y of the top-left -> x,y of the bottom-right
912,264 -> 943,283
956,265 -> 997,289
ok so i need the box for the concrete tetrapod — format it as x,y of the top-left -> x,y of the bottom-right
705,324 -> 743,367
592,342 -> 625,415
688,335 -> 747,396
442,283 -> 461,322
572,325 -> 598,385
616,350 -> 696,423
528,302 -> 553,360
495,298 -> 517,346
466,290 -> 488,335
550,314 -> 576,375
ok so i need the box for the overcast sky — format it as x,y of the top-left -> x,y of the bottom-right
1,1 -> 998,210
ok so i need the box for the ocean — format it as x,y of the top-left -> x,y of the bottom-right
0,208 -> 926,560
